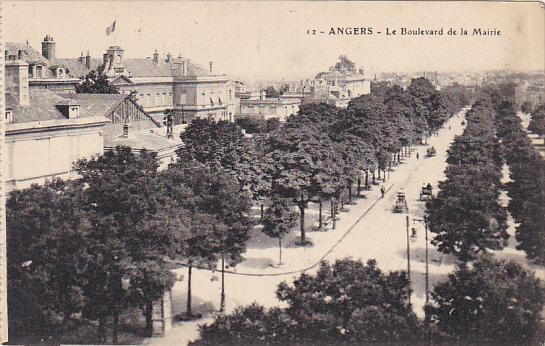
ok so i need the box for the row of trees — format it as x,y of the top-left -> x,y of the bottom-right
492,87 -> 545,264
177,78 -> 469,257
528,103 -> 545,142
426,96 -> 508,261
191,255 -> 544,345
7,148 -> 253,343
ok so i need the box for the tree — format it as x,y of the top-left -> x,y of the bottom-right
235,116 -> 266,134
520,100 -> 533,114
163,163 -> 253,314
191,304 -> 295,345
75,146 -> 171,342
427,255 -> 544,344
192,259 -> 422,345
6,180 -> 91,339
262,196 -> 298,265
528,104 -> 545,138
426,99 -> 508,261
334,55 -> 356,72
265,117 -> 281,132
76,65 -> 119,94
263,86 -> 280,98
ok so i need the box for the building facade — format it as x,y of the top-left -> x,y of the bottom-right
239,97 -> 300,121
62,45 -> 236,124
4,60 -> 110,191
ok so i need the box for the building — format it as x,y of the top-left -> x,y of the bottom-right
60,44 -> 236,124
4,60 -> 110,191
105,124 -> 185,170
238,96 -> 300,122
61,93 -> 160,144
303,65 -> 371,108
62,93 -> 183,169
5,37 -> 82,93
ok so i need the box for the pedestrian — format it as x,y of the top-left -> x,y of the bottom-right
380,185 -> 385,198
416,152 -> 419,160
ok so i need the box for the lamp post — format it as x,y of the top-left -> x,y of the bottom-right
405,215 -> 411,307
413,216 -> 430,304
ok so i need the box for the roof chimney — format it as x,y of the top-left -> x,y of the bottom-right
41,34 -> 56,62
85,51 -> 91,69
5,61 -> 30,106
153,50 -> 159,64
166,52 -> 172,63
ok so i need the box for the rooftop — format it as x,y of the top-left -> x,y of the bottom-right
6,89 -> 98,123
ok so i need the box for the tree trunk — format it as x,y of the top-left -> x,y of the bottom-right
331,199 -> 337,230
333,201 -> 337,230
348,184 -> 353,203
365,170 -> 369,190
145,299 -> 153,337
112,310 -> 119,344
318,199 -> 323,230
220,255 -> 225,313
357,176 -> 361,196
278,238 -> 283,265
372,170 -> 376,185
98,316 -> 106,343
260,203 -> 264,222
186,264 -> 193,318
298,196 -> 306,244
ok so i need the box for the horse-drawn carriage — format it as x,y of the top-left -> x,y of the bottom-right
420,183 -> 433,201
393,190 -> 408,213
426,146 -> 436,157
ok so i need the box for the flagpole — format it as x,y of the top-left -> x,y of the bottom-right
114,15 -> 118,46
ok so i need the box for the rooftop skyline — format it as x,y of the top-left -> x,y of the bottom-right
4,1 -> 544,80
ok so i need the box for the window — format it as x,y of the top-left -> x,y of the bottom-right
156,93 -> 160,106
146,94 -> 151,107
229,90 -> 232,100
36,65 -> 43,78
5,110 -> 13,123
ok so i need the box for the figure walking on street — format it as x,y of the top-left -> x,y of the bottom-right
416,152 -> 420,160
380,185 -> 385,198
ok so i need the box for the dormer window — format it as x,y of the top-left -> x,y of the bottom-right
5,109 -> 13,123
57,68 -> 64,77
70,106 -> 80,118
56,101 -> 80,119
36,65 -> 43,78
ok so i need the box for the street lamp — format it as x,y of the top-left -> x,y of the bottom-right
405,215 -> 411,307
413,216 -> 430,304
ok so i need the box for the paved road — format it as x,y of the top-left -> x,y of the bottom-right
147,109 -> 468,345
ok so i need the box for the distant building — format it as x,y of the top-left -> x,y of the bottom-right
238,96 -> 300,122
304,66 -> 371,108
4,60 -> 110,191
280,62 -> 371,109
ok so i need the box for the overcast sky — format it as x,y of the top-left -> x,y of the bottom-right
4,1 -> 544,80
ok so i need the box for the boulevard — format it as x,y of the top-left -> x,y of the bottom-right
150,109 -> 468,345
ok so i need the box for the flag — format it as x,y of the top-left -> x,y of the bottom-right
106,20 -> 116,36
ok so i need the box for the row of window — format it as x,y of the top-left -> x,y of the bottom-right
139,92 -> 173,108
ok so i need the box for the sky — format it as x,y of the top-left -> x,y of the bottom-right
3,1 -> 544,80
